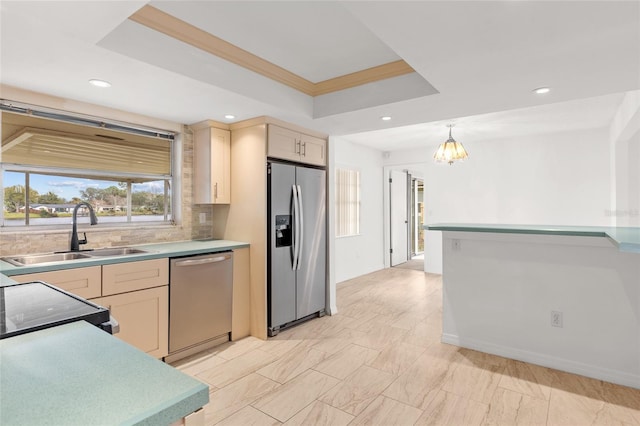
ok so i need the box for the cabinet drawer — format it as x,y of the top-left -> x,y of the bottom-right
11,266 -> 102,299
94,286 -> 168,358
102,258 -> 168,296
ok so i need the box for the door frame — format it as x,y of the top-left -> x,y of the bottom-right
383,165 -> 426,269
411,177 -> 425,257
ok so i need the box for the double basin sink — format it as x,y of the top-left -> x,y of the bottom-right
2,247 -> 150,267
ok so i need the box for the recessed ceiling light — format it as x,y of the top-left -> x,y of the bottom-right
381,116 -> 392,121
533,87 -> 550,94
224,114 -> 235,120
89,79 -> 111,88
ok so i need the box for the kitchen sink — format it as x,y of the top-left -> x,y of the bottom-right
1,247 -> 151,266
2,252 -> 92,266
88,247 -> 150,257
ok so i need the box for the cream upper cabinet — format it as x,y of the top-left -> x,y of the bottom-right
299,133 -> 326,166
267,124 -> 326,166
193,125 -> 231,204
267,125 -> 301,163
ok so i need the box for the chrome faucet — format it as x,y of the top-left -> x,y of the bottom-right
70,202 -> 98,251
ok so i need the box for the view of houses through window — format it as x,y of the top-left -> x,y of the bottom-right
2,171 -> 170,226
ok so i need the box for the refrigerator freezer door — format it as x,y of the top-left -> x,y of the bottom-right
296,167 -> 326,319
268,163 -> 297,328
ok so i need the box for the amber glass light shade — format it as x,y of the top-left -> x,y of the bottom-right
433,126 -> 469,165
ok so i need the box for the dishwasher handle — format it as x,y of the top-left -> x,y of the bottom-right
173,254 -> 232,267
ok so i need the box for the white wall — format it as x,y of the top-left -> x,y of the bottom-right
615,132 -> 640,227
332,137 -> 385,283
441,231 -> 640,389
385,127 -> 613,273
610,90 -> 640,227
425,127 -> 611,225
361,94 -> 639,277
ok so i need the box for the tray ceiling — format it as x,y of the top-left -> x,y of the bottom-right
1,1 -> 638,149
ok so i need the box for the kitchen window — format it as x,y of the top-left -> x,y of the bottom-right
335,168 -> 360,237
1,103 -> 174,227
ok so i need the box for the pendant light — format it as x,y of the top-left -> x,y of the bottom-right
433,124 -> 469,165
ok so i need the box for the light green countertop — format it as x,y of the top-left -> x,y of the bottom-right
0,321 -> 209,426
426,223 -> 640,253
0,239 -> 249,278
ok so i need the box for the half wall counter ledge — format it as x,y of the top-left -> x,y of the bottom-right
427,223 -> 640,253
427,223 -> 640,390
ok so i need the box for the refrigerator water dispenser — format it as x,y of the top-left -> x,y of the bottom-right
275,215 -> 292,247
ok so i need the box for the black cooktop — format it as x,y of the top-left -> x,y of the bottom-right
0,281 -> 110,339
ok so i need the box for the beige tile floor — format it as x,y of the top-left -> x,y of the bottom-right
173,268 -> 640,425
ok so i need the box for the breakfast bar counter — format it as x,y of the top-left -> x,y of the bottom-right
427,223 -> 640,253
427,223 -> 640,390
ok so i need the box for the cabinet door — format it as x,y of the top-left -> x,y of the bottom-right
300,133 -> 326,166
102,258 -> 168,296
267,125 -> 301,163
95,286 -> 168,358
210,128 -> 231,204
11,266 -> 102,299
194,127 -> 231,204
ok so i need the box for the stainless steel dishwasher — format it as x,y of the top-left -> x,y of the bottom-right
166,251 -> 233,363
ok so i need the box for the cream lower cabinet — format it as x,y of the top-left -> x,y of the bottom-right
11,266 -> 102,299
94,286 -> 168,359
95,259 -> 169,358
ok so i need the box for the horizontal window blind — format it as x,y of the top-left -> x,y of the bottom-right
3,127 -> 170,176
335,168 -> 360,237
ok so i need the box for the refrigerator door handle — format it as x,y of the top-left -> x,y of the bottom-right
296,184 -> 304,271
292,184 -> 300,270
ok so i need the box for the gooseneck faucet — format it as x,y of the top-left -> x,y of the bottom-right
70,202 -> 98,251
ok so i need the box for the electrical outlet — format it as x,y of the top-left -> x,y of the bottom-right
199,212 -> 206,224
551,311 -> 563,328
452,239 -> 461,251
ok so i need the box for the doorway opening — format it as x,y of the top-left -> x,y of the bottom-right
411,177 -> 424,258
389,170 -> 425,271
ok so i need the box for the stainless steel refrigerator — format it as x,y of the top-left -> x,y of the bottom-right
268,161 -> 326,336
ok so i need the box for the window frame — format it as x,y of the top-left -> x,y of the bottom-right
335,167 -> 361,238
0,101 -> 177,230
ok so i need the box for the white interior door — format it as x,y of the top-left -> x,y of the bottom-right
390,170 -> 408,266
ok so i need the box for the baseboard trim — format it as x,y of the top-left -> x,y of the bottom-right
441,333 -> 640,390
